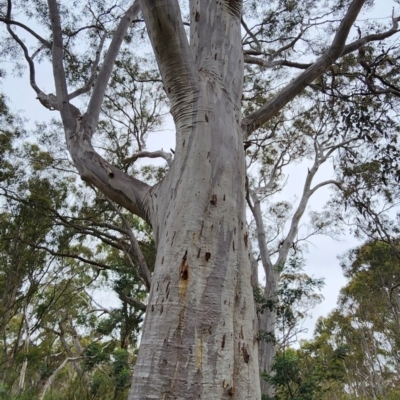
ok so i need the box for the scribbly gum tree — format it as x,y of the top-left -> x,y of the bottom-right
3,0 -> 400,398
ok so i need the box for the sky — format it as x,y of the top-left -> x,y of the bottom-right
1,0 -> 399,342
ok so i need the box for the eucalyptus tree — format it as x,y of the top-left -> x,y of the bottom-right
311,240 -> 400,399
2,0 -> 400,398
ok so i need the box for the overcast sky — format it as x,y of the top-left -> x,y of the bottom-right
1,0 -> 399,342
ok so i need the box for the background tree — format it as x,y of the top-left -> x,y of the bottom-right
0,91 -> 152,398
307,240 -> 400,399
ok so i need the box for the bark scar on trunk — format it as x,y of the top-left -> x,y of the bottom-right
242,343 -> 250,363
180,251 -> 189,281
210,194 -> 217,205
227,386 -> 235,396
179,251 -> 189,296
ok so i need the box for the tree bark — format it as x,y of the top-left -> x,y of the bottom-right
128,76 -> 260,400
127,1 -> 260,398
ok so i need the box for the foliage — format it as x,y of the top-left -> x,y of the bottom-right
255,257 -> 324,349
0,91 -> 147,398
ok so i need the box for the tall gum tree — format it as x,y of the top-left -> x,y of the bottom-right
2,0 -> 400,398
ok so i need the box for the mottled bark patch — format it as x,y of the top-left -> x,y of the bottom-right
196,339 -> 202,369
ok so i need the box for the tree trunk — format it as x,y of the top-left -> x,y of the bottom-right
129,80 -> 260,398
258,279 -> 278,398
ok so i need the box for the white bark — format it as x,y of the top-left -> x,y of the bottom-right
17,311 -> 30,391
127,1 -> 260,398
38,357 -> 79,400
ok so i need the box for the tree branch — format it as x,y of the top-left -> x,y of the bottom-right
244,55 -> 311,70
47,0 -> 77,125
107,198 -> 152,291
139,0 -> 198,117
126,150 -> 173,166
242,0 -> 368,137
310,179 -> 342,195
276,160 -> 320,266
241,17 -> 261,52
68,31 -> 107,100
47,1 -> 154,223
118,292 -> 147,312
23,241 -> 112,271
38,357 -> 80,400
5,1 -> 43,96
250,191 -> 274,278
0,17 -> 51,48
87,1 -> 140,126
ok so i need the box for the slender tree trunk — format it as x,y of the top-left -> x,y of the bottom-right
258,272 -> 278,397
129,81 -> 260,398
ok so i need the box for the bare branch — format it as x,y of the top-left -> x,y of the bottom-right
310,179 -> 342,194
87,1 -> 140,126
38,357 -> 80,400
268,24 -> 306,62
276,161 -> 319,266
250,191 -> 274,278
23,241 -> 112,271
241,17 -> 261,51
341,14 -> 400,58
126,150 -> 173,166
46,1 -> 154,222
0,17 -> 51,48
139,0 -> 199,116
47,0 -> 77,125
68,31 -> 107,100
244,55 -> 311,70
107,198 -> 152,291
5,1 -> 42,96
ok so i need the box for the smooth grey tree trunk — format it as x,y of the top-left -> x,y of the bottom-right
258,280 -> 278,397
129,82 -> 260,399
